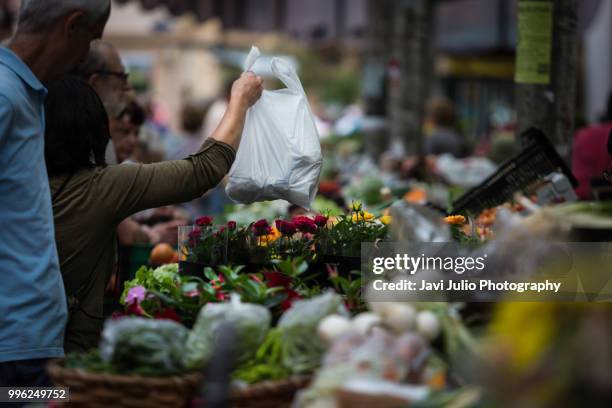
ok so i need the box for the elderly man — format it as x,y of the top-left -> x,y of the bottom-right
0,0 -> 110,386
75,40 -> 131,164
75,42 -> 183,247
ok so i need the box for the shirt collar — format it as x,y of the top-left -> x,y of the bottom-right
0,47 -> 47,95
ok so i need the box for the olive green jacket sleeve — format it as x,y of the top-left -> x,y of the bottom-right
96,139 -> 235,223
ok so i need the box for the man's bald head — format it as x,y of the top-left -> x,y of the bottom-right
74,40 -> 120,81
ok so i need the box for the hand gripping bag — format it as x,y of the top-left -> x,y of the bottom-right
225,46 -> 322,209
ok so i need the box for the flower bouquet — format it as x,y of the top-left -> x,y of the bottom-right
179,203 -> 390,282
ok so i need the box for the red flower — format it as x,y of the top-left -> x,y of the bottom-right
292,216 -> 317,233
252,219 -> 272,236
196,216 -> 213,226
215,292 -> 228,301
188,228 -> 201,240
314,215 -> 329,227
111,311 -> 126,320
215,226 -> 227,237
281,289 -> 302,310
263,271 -> 292,288
154,308 -> 181,322
126,300 -> 146,316
275,219 -> 297,236
227,221 -> 237,231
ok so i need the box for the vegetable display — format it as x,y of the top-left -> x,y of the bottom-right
183,295 -> 271,369
97,317 -> 188,376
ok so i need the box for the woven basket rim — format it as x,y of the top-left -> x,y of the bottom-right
47,359 -> 202,386
231,375 -> 310,398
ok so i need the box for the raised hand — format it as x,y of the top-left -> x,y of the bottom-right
230,72 -> 264,110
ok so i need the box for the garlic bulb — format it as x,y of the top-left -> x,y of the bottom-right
317,314 -> 352,344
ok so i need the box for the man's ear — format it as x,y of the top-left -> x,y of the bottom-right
63,10 -> 85,36
88,73 -> 101,88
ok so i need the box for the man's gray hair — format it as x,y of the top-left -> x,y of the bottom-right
17,0 -> 111,33
74,40 -> 109,79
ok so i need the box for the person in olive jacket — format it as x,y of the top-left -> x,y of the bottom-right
44,73 -> 263,352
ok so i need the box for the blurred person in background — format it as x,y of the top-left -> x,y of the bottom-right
166,102 -> 208,160
201,79 -> 233,140
477,102 -> 519,164
134,96 -> 167,163
77,44 -> 183,245
113,99 -> 143,163
168,101 -> 234,219
424,96 -> 463,157
0,0 -> 110,387
114,99 -> 188,246
45,73 -> 262,351
572,92 -> 612,200
74,39 -> 131,164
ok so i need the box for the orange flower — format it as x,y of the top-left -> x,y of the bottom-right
404,188 -> 427,203
258,227 -> 281,247
444,215 -> 466,225
476,208 -> 497,226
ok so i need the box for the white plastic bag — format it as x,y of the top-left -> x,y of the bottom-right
225,46 -> 322,209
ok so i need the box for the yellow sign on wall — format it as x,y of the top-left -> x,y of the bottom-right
515,1 -> 554,84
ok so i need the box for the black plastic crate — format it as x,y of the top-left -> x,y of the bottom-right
451,127 -> 578,215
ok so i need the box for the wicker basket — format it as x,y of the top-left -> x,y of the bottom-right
230,376 -> 311,408
47,360 -> 202,408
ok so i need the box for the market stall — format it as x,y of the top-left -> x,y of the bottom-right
45,123 -> 612,407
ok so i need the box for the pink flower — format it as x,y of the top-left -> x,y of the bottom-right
314,215 -> 329,227
211,274 -> 225,290
326,264 -> 339,279
184,289 -> 201,298
125,285 -> 146,304
227,221 -> 237,231
275,220 -> 297,236
196,216 -> 213,226
252,219 -> 271,236
292,216 -> 317,233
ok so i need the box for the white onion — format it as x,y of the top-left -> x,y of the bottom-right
351,312 -> 382,335
317,314 -> 352,344
382,303 -> 417,334
416,310 -> 441,340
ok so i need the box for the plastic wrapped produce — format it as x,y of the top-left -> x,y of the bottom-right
183,295 -> 271,369
278,291 -> 348,374
100,317 -> 189,376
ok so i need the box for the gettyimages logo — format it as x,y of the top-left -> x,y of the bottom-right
361,242 -> 612,302
371,253 -> 488,275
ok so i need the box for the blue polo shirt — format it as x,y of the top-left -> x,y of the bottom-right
0,47 -> 67,362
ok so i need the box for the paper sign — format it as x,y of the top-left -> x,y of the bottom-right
515,1 -> 554,84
